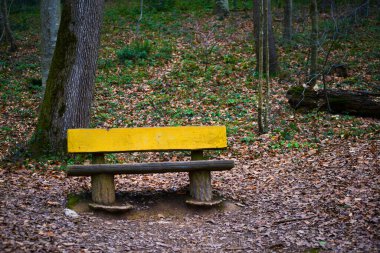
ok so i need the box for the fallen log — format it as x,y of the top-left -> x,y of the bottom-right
286,86 -> 380,119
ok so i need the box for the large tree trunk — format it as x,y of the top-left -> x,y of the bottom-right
31,0 -> 105,156
283,0 -> 292,41
40,0 -> 61,87
253,0 -> 278,74
286,86 -> 380,118
214,0 -> 230,20
0,0 -> 17,52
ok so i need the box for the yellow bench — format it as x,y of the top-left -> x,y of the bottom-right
67,126 -> 234,206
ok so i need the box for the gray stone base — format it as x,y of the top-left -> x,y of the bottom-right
88,203 -> 133,212
185,197 -> 223,206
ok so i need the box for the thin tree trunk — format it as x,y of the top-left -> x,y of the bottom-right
215,0 -> 230,20
0,0 -> 17,52
309,0 -> 318,88
257,0 -> 264,134
31,0 -> 105,156
253,0 -> 278,74
360,0 -> 369,17
136,0 -> 143,35
41,0 -> 61,87
283,0 -> 292,41
263,0 -> 270,132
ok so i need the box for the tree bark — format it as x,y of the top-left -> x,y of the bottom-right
309,0 -> 318,88
283,0 -> 292,41
31,0 -> 105,156
0,0 -> 17,52
40,0 -> 61,87
214,0 -> 230,20
286,86 -> 380,118
253,0 -> 278,74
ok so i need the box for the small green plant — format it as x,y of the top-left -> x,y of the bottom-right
98,58 -> 116,69
227,125 -> 239,135
223,54 -> 238,64
242,133 -> 256,144
154,41 -> 173,61
117,39 -> 172,66
105,153 -> 118,164
117,40 -> 152,64
147,0 -> 175,12
286,141 -> 300,149
183,108 -> 195,117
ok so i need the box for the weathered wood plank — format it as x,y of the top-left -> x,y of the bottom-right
189,150 -> 212,202
67,126 -> 227,153
67,160 -> 234,176
91,153 -> 115,205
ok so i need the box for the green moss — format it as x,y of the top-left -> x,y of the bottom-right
31,2 -> 78,157
66,193 -> 81,209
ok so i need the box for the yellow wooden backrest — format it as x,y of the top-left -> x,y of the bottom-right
67,126 -> 227,153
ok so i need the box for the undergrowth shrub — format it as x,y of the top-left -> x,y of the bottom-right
117,39 -> 173,66
146,0 -> 175,12
117,40 -> 152,64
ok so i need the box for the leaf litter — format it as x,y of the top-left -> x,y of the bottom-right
0,4 -> 380,252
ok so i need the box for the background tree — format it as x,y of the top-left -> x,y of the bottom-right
283,0 -> 292,42
214,0 -> 230,20
41,0 -> 61,87
308,0 -> 318,88
257,0 -> 271,134
257,0 -> 264,133
233,0 -> 238,10
253,0 -> 278,74
31,0 -> 105,155
0,0 -> 17,52
320,0 -> 334,13
263,0 -> 270,131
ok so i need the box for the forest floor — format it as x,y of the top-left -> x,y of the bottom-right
1,2 -> 379,252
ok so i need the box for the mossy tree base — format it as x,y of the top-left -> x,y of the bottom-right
30,0 -> 104,157
287,86 -> 380,118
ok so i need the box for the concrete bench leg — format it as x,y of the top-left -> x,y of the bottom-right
91,153 -> 115,205
187,150 -> 222,206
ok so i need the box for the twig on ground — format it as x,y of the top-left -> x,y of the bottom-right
273,215 -> 317,225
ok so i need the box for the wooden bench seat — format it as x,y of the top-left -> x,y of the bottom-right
67,126 -> 234,206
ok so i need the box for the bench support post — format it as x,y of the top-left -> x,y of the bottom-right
189,150 -> 212,202
91,153 -> 115,205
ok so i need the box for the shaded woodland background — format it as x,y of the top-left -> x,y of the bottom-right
0,0 -> 379,252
